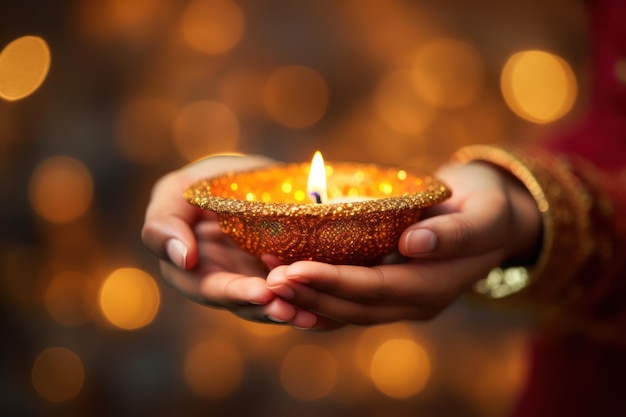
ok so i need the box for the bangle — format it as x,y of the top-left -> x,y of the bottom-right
452,145 -> 592,302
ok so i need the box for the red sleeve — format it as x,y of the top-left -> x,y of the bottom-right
542,0 -> 626,334
456,2 -> 626,414
516,1 -> 626,414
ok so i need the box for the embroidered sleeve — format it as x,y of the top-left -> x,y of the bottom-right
453,144 -> 626,345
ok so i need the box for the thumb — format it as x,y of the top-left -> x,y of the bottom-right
399,191 -> 510,260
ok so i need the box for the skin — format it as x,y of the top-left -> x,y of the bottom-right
142,155 -> 542,330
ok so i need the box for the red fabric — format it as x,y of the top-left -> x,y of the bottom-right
546,0 -> 626,172
514,329 -> 626,416
514,0 -> 626,415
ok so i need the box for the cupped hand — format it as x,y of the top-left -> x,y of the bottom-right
142,155 -> 310,323
265,162 -> 542,330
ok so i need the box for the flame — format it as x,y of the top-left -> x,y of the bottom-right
307,151 -> 327,203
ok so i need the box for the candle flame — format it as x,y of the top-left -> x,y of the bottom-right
307,151 -> 327,204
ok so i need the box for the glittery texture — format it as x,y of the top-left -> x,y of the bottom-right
184,161 -> 451,265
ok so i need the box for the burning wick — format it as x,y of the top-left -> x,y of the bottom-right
310,191 -> 323,204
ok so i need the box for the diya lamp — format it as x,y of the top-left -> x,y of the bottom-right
184,151 -> 451,266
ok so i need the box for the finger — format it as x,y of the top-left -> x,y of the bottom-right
269,261 -> 440,306
198,270 -> 275,307
196,233 -> 269,278
260,298 -> 337,330
160,260 -> 274,307
276,249 -> 504,306
142,171 -> 205,269
262,298 -> 319,329
399,188 -> 510,260
260,253 -> 285,270
194,219 -> 228,241
142,155 -> 275,269
273,280 -> 433,324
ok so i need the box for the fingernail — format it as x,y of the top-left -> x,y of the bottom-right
405,229 -> 437,255
166,239 -> 188,269
293,311 -> 317,330
266,315 -> 288,323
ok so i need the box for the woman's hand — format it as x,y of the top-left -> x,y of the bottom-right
264,162 -> 542,330
141,155 -> 315,324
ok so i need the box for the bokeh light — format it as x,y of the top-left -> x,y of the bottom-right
262,65 -> 329,129
44,271 -> 98,326
501,50 -> 577,124
238,320 -> 290,337
183,339 -> 244,398
99,268 -> 160,330
450,332 -> 530,416
411,38 -> 485,109
28,156 -> 94,224
1,1 -> 586,415
32,347 -> 84,402
369,338 -> 431,399
218,69 -> 265,117
180,0 -> 245,55
340,0 -> 438,63
115,97 -> 178,165
375,69 -> 435,134
280,344 -> 337,401
0,35 -> 50,101
355,323 -> 415,376
75,0 -> 171,43
173,100 -> 239,162
0,103 -> 18,153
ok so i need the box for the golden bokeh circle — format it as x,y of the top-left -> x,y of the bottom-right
180,0 -> 245,55
369,338 -> 431,398
28,156 -> 94,224
32,347 -> 84,402
411,38 -> 485,109
500,50 -> 577,124
173,100 -> 239,162
280,344 -> 337,401
183,339 -> 244,398
375,70 -> 435,134
99,268 -> 160,330
44,271 -> 98,326
263,65 -> 329,129
0,35 -> 51,101
115,97 -> 178,165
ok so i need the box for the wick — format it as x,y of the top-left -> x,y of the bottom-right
310,192 -> 322,204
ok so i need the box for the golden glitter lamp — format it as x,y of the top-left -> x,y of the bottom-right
185,152 -> 451,265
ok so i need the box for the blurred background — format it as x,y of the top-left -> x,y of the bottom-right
1,0 -> 589,416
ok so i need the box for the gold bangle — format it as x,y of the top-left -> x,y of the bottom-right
452,145 -> 592,302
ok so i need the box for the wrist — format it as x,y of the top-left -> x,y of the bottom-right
501,166 -> 543,266
452,145 -> 592,302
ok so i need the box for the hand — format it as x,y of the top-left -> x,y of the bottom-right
265,162 -> 542,330
142,155 -> 316,324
